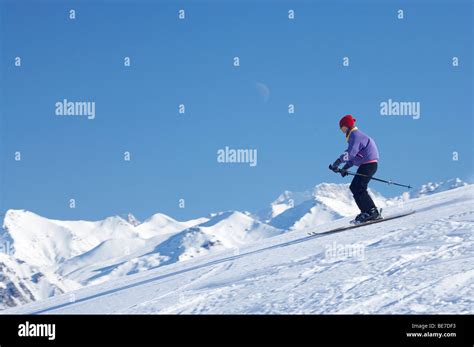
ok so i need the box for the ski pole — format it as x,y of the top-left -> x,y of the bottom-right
336,168 -> 412,189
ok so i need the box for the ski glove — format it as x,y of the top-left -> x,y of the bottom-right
329,159 -> 342,172
340,163 -> 351,177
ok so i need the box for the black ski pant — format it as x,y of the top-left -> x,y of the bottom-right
349,162 -> 378,213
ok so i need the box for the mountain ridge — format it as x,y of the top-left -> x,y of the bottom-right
0,178 -> 469,310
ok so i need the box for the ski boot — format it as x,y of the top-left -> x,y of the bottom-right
352,208 -> 382,225
350,212 -> 365,225
366,207 -> 382,221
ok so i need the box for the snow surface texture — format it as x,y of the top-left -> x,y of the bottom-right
1,178 -> 473,314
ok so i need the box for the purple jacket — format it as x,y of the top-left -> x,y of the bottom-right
339,128 -> 379,168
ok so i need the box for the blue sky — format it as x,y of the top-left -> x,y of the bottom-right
1,0 -> 472,221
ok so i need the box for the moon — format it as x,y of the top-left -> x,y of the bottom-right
255,82 -> 270,103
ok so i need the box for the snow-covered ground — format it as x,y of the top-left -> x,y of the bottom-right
2,182 -> 473,314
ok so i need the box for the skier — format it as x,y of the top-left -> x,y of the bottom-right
329,114 -> 381,224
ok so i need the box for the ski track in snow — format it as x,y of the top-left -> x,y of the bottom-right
2,186 -> 474,314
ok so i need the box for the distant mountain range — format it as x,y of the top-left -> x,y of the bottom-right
0,178 -> 469,310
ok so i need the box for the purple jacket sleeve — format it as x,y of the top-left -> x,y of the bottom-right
338,133 -> 362,168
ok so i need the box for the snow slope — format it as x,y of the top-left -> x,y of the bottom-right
4,184 -> 473,314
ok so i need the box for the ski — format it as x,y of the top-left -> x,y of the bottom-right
307,210 -> 416,236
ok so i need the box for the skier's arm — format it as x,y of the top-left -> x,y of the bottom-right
338,133 -> 362,168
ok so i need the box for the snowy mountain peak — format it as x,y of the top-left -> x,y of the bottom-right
414,178 -> 468,198
99,215 -> 132,229
274,190 -> 312,205
2,209 -> 140,269
136,212 -> 208,239
276,190 -> 292,200
256,190 -> 312,222
3,209 -> 34,226
199,211 -> 251,228
312,182 -> 351,199
142,212 -> 178,225
154,210 -> 284,262
126,213 -> 141,227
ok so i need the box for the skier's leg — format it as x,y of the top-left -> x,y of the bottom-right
349,174 -> 365,212
351,163 -> 378,213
